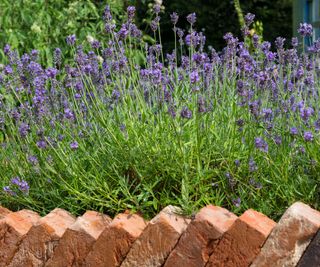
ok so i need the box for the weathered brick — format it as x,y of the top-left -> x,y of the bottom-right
8,208 -> 75,267
251,202 -> 320,267
45,211 -> 111,267
85,212 -> 147,267
0,206 -> 11,219
120,206 -> 190,267
206,209 -> 276,267
297,229 -> 320,267
164,205 -> 237,267
0,209 -> 40,266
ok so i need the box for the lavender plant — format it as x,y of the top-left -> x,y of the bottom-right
0,6 -> 319,219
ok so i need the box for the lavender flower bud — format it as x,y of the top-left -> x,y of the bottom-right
186,12 -> 197,25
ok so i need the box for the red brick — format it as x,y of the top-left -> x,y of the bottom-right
164,205 -> 237,267
251,202 -> 320,267
120,206 -> 190,267
0,209 -> 40,266
0,206 -> 11,219
45,211 -> 111,267
85,212 -> 147,267
8,208 -> 75,267
206,209 -> 276,267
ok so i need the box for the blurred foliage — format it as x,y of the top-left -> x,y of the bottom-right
0,0 -> 129,65
157,0 -> 292,52
0,0 -> 293,64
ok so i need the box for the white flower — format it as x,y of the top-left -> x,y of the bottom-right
86,35 -> 95,43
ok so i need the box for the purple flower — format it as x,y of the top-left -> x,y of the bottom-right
90,40 -> 101,49
260,41 -> 271,53
4,65 -> 13,74
19,123 -> 30,138
64,108 -> 74,120
127,6 -> 136,20
170,12 -> 179,25
45,67 -> 58,78
255,137 -> 268,152
53,48 -> 62,67
186,13 -> 197,25
28,155 -> 38,166
190,71 -> 200,84
275,37 -> 285,50
198,97 -> 206,113
36,140 -> 47,149
3,44 -> 11,55
291,37 -> 298,47
304,131 -> 313,142
266,51 -> 277,61
70,141 -> 79,150
290,127 -> 298,135
150,19 -> 158,32
3,186 -> 15,196
244,13 -> 255,26
232,197 -> 241,207
249,157 -> 258,172
298,23 -> 313,37
10,177 -> 29,194
66,34 -> 76,46
103,5 -> 112,21
234,159 -> 240,167
180,107 -> 192,119
112,89 -> 121,101
300,107 -> 314,121
153,4 -> 161,14
274,135 -> 282,145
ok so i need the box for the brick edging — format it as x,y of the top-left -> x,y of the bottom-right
0,201 -> 318,266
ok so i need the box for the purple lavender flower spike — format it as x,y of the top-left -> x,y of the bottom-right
304,131 -> 313,142
244,13 -> 255,26
190,71 -> 200,84
298,23 -> 313,37
275,37 -> 285,50
153,4 -> 161,14
290,127 -> 298,135
3,186 -> 16,196
127,6 -> 136,20
180,107 -> 192,119
66,34 -> 76,46
36,140 -> 47,149
232,197 -> 241,207
187,13 -> 197,25
255,137 -> 268,153
249,157 -> 258,172
70,141 -> 79,150
28,155 -> 38,166
170,12 -> 179,25
291,37 -> 298,47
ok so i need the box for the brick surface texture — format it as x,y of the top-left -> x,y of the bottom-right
120,206 -> 190,267
206,209 -> 276,267
0,202 -> 320,266
251,202 -> 320,267
85,212 -> 147,267
164,205 -> 237,267
45,211 -> 111,267
8,208 -> 75,267
0,209 -> 40,267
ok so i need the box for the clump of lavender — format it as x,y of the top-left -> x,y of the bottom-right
0,6 -> 319,219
